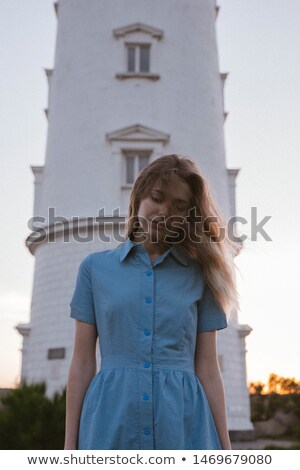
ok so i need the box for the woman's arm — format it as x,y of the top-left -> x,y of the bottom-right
64,320 -> 98,450
194,330 -> 232,450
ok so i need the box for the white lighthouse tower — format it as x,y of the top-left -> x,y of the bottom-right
16,0 -> 254,440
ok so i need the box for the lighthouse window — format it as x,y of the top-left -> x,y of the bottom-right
125,153 -> 150,184
126,156 -> 135,184
126,44 -> 150,73
128,47 -> 135,72
140,45 -> 150,72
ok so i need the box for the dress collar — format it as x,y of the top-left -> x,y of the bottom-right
118,236 -> 189,266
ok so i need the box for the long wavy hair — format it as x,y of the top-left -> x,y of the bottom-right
123,154 -> 242,319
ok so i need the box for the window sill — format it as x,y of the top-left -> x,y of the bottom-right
116,72 -> 160,81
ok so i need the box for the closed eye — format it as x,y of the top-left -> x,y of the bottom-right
151,194 -> 188,210
175,204 -> 188,211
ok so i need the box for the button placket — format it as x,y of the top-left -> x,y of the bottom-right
137,261 -> 155,449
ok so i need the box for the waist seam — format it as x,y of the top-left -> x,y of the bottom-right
99,366 -> 196,374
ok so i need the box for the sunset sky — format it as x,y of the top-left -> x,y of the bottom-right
0,0 -> 299,388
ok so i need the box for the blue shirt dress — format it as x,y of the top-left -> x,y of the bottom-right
69,236 -> 228,450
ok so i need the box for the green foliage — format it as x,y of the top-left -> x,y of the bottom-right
0,381 -> 66,450
250,393 -> 300,440
250,395 -> 266,422
251,393 -> 300,420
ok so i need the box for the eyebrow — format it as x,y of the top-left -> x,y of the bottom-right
152,189 -> 189,204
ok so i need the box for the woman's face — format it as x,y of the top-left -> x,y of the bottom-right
134,174 -> 192,244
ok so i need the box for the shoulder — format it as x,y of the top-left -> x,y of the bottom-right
83,244 -> 123,270
186,257 -> 206,288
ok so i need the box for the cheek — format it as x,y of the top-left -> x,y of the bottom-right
138,200 -> 154,218
136,201 -> 151,227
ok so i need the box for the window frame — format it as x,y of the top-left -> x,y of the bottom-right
125,42 -> 151,73
123,150 -> 151,186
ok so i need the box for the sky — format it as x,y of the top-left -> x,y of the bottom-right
0,0 -> 300,389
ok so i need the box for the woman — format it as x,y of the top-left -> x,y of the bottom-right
64,154 -> 240,450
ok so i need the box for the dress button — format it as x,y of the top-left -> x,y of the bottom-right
145,270 -> 152,276
145,297 -> 152,303
143,361 -> 150,368
143,394 -> 150,400
143,428 -> 151,435
144,328 -> 151,336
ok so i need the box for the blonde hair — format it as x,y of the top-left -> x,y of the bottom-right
124,154 -> 241,320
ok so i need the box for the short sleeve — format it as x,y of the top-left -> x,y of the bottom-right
197,283 -> 228,333
69,254 -> 96,325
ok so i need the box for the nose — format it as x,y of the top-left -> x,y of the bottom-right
158,201 -> 172,218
